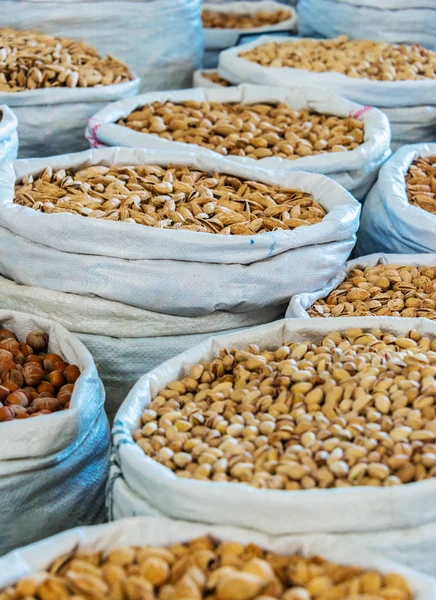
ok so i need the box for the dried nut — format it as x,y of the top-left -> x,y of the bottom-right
0,28 -> 133,93
0,328 -> 79,422
135,329 -> 436,489
308,263 -> 436,320
202,71 -> 232,87
118,100 -> 364,162
406,155 -> 436,216
15,164 -> 327,235
26,330 -> 49,353
240,35 -> 436,82
202,8 -> 291,29
7,538 -> 413,600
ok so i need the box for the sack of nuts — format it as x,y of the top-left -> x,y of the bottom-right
202,1 -> 296,68
2,0 -> 201,93
0,147 -> 360,317
356,144 -> 436,256
111,316 -> 436,573
218,36 -> 436,108
0,105 -> 18,164
297,0 -> 436,50
0,275 -> 285,422
0,517 -> 433,600
382,106 -> 436,151
193,69 -> 233,88
0,28 -> 140,158
0,310 -> 109,556
287,253 -> 436,319
87,85 -> 390,201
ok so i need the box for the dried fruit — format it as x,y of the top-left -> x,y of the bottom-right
118,101 -> 364,161
240,35 -> 436,81
135,328 -> 436,489
14,164 -> 327,235
0,28 -> 133,92
203,8 -> 291,29
3,538 -> 413,600
308,263 -> 436,319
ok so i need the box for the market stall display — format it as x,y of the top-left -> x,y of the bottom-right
0,310 -> 109,556
1,0 -> 201,94
0,148 -> 360,317
111,317 -> 436,573
1,518 -> 433,600
202,1 -> 296,68
287,254 -> 436,319
218,36 -> 436,149
0,28 -> 139,157
87,85 -> 390,201
356,144 -> 436,256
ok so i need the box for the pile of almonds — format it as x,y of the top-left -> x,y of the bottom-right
0,327 -> 79,421
0,28 -> 133,92
14,164 -> 327,234
117,101 -> 365,160
1,537 -> 413,600
240,35 -> 436,81
202,8 -> 291,29
135,328 -> 436,489
308,264 -> 436,319
201,71 -> 232,87
406,155 -> 436,216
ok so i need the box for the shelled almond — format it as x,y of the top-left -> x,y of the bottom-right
117,101 -> 364,160
0,537 -> 413,600
308,264 -> 436,319
0,28 -> 133,92
202,8 -> 291,29
14,164 -> 327,234
240,35 -> 436,81
0,327 -> 79,421
134,328 -> 436,490
406,155 -> 436,215
202,71 -> 232,86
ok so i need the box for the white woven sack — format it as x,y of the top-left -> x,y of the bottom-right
88,85 -> 390,201
383,106 -> 436,151
287,252 -> 436,318
0,274 -> 284,421
203,1 -> 296,68
0,105 -> 18,164
1,517 -> 434,599
2,0 -> 202,94
355,144 -> 436,257
107,470 -> 436,575
218,36 -> 436,107
1,77 -> 140,158
0,147 -> 360,316
297,0 -> 436,49
110,315 -> 436,574
0,310 -> 109,556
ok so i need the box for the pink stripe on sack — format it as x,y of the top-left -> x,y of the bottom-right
349,106 -> 373,120
86,118 -> 107,148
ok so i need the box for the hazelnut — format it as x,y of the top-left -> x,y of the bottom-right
0,338 -> 20,353
0,328 -> 17,342
57,384 -> 74,406
31,397 -> 61,412
49,370 -> 65,388
0,385 -> 9,402
37,382 -> 56,395
26,330 -> 49,353
64,364 -> 81,384
24,362 -> 45,386
6,390 -> 29,408
0,406 -> 14,421
2,368 -> 24,388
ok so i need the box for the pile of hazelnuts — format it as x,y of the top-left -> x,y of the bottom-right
0,327 -> 80,421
